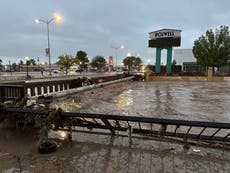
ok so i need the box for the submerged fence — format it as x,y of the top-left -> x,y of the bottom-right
2,107 -> 230,145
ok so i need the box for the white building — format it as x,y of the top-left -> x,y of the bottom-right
174,49 -> 196,65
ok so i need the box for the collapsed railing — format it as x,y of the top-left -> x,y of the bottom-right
2,107 -> 230,146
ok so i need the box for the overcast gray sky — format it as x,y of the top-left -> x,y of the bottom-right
0,0 -> 230,65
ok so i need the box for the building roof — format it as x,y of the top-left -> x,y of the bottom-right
149,29 -> 182,34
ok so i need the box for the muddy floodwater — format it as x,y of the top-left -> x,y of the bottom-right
1,81 -> 230,173
53,81 -> 230,122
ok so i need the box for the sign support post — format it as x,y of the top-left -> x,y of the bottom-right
156,48 -> 161,73
166,47 -> 172,74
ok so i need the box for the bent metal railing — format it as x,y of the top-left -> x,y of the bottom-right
2,107 -> 230,145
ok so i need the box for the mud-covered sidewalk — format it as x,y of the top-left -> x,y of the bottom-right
1,127 -> 230,173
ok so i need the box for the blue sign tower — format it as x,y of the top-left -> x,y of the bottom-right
148,29 -> 182,74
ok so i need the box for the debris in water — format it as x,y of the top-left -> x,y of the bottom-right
193,149 -> 201,153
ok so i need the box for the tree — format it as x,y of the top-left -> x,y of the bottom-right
12,62 -> 17,72
122,56 -> 142,71
18,60 -> 24,72
0,59 -> 2,64
172,59 -> 177,65
27,59 -> 36,66
123,56 -> 134,71
19,60 -> 24,65
133,57 -> 142,68
91,56 -> 106,71
75,50 -> 89,70
193,25 -> 230,72
56,54 -> 75,74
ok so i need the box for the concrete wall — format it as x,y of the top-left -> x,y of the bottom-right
224,77 -> 230,82
146,75 -> 230,82
44,76 -> 134,99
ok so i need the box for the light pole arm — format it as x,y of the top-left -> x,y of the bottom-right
47,18 -> 55,24
37,18 -> 54,25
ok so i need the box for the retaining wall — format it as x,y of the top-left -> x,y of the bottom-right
147,75 -> 230,82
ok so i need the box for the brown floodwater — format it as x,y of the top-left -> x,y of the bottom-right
54,81 -> 230,122
1,81 -> 230,173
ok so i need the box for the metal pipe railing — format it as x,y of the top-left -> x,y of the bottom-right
2,107 -> 230,143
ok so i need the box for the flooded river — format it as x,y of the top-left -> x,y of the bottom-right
53,81 -> 230,122
1,81 -> 230,172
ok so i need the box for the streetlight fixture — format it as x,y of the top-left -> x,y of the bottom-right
40,62 -> 45,76
35,12 -> 63,76
8,60 -> 12,75
127,52 -> 131,57
25,57 -> 29,78
111,44 -> 125,71
147,59 -> 151,65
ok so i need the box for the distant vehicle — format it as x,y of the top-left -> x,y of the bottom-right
75,69 -> 83,73
69,65 -> 79,74
52,70 -> 59,74
34,68 -> 41,71
88,68 -> 96,72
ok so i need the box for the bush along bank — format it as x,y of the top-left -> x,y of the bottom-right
0,104 -> 74,154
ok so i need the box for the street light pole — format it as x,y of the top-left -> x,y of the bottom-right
25,57 -> 29,78
35,13 -> 63,76
37,57 -> 39,68
114,47 -> 118,71
111,44 -> 124,72
46,19 -> 52,76
46,19 -> 54,76
36,18 -> 54,76
9,60 -> 12,75
26,62 -> 29,78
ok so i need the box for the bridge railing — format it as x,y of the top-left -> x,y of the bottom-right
0,85 -> 25,103
3,107 -> 230,144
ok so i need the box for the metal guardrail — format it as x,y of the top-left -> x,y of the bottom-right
3,107 -> 230,143
0,85 -> 25,103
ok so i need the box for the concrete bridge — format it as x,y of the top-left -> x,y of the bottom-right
0,73 -> 133,102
